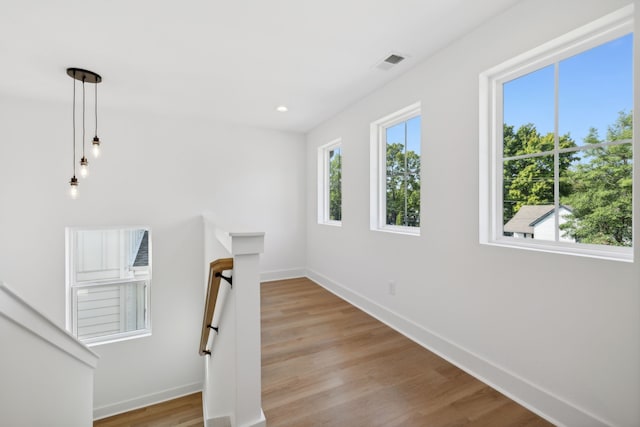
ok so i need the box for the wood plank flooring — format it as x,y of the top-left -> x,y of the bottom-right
261,277 -> 553,427
94,277 -> 553,426
93,392 -> 204,427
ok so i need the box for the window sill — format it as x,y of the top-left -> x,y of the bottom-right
372,225 -> 420,237
319,220 -> 342,227
83,330 -> 152,347
481,238 -> 632,263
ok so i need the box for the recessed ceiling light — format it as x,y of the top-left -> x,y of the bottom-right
276,105 -> 288,113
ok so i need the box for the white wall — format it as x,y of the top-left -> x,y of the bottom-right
1,316 -> 95,426
305,1 -> 639,426
0,93 -> 306,416
1,282 -> 98,427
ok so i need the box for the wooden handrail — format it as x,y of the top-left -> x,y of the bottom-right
199,257 -> 234,356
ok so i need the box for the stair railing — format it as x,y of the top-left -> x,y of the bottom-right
199,257 -> 233,356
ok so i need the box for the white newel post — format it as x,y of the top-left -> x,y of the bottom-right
202,215 -> 265,427
226,232 -> 265,427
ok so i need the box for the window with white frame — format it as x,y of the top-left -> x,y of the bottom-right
318,139 -> 342,225
370,102 -> 421,234
479,6 -> 633,261
66,227 -> 152,345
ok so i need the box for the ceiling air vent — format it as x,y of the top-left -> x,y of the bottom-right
376,53 -> 407,70
384,54 -> 405,64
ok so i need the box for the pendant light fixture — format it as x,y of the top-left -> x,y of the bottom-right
79,77 -> 89,178
67,68 -> 102,199
92,81 -> 101,158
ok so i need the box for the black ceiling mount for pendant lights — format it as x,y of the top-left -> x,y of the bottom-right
67,68 -> 102,84
67,67 -> 102,199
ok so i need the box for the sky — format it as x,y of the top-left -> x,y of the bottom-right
386,116 -> 421,154
384,33 -> 632,155
503,33 -> 633,146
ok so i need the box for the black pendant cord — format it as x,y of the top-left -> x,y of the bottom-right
82,78 -> 86,159
94,81 -> 98,137
72,74 -> 76,176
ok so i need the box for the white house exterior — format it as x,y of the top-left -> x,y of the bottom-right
504,205 -> 575,242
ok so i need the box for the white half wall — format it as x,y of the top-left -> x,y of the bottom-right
0,282 -> 98,427
305,0 -> 639,426
0,93 -> 306,416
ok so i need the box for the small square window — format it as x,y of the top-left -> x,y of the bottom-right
66,227 -> 152,345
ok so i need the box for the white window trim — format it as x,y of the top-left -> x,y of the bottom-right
370,102 -> 422,236
317,138 -> 343,226
65,226 -> 152,346
479,5 -> 634,262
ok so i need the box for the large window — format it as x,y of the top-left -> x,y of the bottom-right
66,227 -> 151,345
370,102 -> 421,235
480,7 -> 633,261
318,139 -> 342,225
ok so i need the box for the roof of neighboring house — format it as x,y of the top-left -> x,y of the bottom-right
133,230 -> 149,267
504,205 -> 572,234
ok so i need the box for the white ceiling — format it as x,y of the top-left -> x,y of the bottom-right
0,0 -> 521,133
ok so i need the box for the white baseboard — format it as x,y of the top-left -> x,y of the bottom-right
204,407 -> 264,427
241,409 -> 266,427
206,409 -> 264,427
261,268 -> 306,282
93,382 -> 202,420
206,415 -> 232,427
305,269 -> 610,427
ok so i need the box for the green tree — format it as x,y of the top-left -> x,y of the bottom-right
386,142 -> 420,226
329,150 -> 342,221
561,111 -> 633,246
502,124 -> 576,223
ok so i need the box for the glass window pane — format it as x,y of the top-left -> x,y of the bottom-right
559,34 -> 633,146
406,116 -> 421,227
328,147 -> 342,221
385,117 -> 421,227
76,230 -> 121,282
386,122 -> 406,226
503,65 -> 555,156
129,229 -> 149,268
386,121 -> 406,148
386,151 -> 405,226
503,155 -> 554,239
76,282 -> 147,340
560,144 -> 633,246
406,116 -> 421,156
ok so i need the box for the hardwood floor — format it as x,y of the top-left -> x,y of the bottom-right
94,277 -> 553,426
261,277 -> 553,427
93,393 -> 204,427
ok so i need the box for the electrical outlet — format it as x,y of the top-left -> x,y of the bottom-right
388,281 -> 396,296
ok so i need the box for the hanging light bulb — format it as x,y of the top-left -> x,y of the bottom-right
80,156 -> 89,178
92,80 -> 101,158
79,78 -> 90,176
69,176 -> 79,199
92,136 -> 101,158
69,70 -> 79,199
